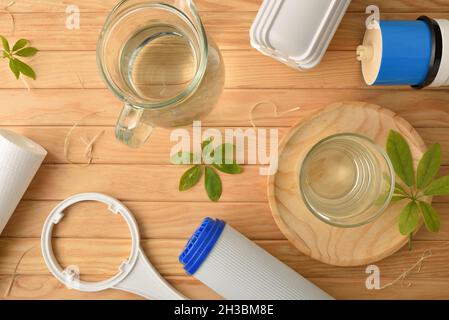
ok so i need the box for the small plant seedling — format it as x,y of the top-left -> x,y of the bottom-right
173,138 -> 243,202
387,130 -> 449,250
1,36 -> 38,80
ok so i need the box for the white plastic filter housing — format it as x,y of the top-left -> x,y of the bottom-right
250,0 -> 351,70
430,19 -> 449,87
358,16 -> 449,88
180,219 -> 334,300
41,193 -> 186,300
0,130 -> 47,234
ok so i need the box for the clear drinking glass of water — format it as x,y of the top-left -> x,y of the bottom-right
97,0 -> 225,148
300,133 -> 395,228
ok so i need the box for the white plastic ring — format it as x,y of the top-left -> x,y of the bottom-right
41,193 -> 186,300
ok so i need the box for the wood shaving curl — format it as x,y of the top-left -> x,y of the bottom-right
380,250 -> 433,290
64,112 -> 105,166
80,130 -> 105,165
0,1 -> 15,34
4,245 -> 35,298
74,71 -> 85,89
249,100 -> 301,128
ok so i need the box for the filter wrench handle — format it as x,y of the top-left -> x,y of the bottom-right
114,248 -> 187,300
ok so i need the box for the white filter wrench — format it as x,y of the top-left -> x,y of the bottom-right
180,218 -> 334,300
41,193 -> 186,300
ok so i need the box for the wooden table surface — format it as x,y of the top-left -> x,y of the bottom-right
1,0 -> 449,300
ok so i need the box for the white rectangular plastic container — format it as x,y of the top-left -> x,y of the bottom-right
250,0 -> 351,70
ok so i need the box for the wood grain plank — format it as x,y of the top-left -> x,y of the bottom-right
4,274 -> 449,300
350,0 -> 449,13
0,51 -> 364,89
2,50 -> 448,89
23,165 -> 267,202
3,201 -> 283,240
315,277 -> 449,300
5,0 -> 449,13
0,275 -> 220,300
4,200 -> 449,241
4,13 -> 449,51
1,89 -> 449,128
2,127 -> 449,165
1,0 -> 261,13
3,201 -> 449,241
0,126 -> 287,165
0,238 -> 446,281
0,52 -> 101,89
18,164 -> 449,203
2,0 -> 449,301
0,89 -> 119,126
0,12 -> 254,51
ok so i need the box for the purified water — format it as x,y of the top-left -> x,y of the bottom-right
120,24 -> 198,102
300,134 -> 394,227
114,22 -> 224,129
97,0 -> 225,147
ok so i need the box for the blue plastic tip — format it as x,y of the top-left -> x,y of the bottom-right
179,217 -> 226,275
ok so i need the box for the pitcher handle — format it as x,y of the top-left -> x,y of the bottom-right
115,104 -> 154,148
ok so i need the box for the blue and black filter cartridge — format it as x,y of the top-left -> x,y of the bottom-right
357,16 -> 448,88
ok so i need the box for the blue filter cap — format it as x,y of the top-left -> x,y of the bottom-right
179,218 -> 226,275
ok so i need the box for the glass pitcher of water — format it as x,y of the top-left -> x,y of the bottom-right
97,0 -> 225,148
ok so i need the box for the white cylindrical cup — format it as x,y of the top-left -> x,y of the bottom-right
180,218 -> 334,300
0,130 -> 47,234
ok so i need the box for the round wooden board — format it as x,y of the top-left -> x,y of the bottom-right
268,102 -> 427,267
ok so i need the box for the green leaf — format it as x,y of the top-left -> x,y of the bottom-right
398,201 -> 420,236
424,175 -> 449,196
12,39 -> 29,52
387,130 -> 415,187
213,143 -> 237,164
417,143 -> 441,190
213,163 -> 243,174
202,138 -> 216,165
394,183 -> 409,197
171,152 -> 200,165
0,35 -> 10,52
15,47 -> 38,57
179,165 -> 202,191
419,201 -> 441,233
201,137 -> 214,151
9,59 -> 20,80
391,195 -> 408,203
14,59 -> 36,80
205,166 -> 222,202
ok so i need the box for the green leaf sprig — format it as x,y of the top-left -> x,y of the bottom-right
387,130 -> 449,250
1,36 -> 38,80
173,138 -> 243,202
